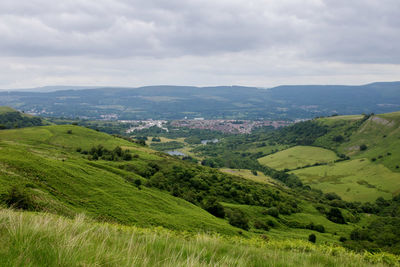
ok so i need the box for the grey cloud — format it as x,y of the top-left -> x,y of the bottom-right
1,0 -> 398,63
0,0 -> 399,89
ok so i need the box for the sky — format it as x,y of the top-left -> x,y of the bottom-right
0,0 -> 399,89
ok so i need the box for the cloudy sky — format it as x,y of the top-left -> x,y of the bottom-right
0,0 -> 399,89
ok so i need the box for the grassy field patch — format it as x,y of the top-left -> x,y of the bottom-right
292,159 -> 400,202
220,168 -> 280,186
258,146 -> 338,171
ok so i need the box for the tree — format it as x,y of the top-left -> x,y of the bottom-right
326,207 -> 346,224
134,179 -> 142,189
333,135 -> 344,142
360,144 -> 368,151
308,233 -> 316,243
2,185 -> 35,210
228,209 -> 249,230
267,207 -> 279,218
203,197 -> 225,218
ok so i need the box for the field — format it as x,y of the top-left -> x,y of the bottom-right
292,158 -> 400,202
220,168 -> 280,186
258,146 -> 338,171
0,209 -> 398,267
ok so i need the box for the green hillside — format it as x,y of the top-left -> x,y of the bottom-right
0,106 -> 17,114
268,112 -> 400,202
0,125 -> 238,234
0,106 -> 44,129
336,112 -> 400,172
292,159 -> 400,202
258,146 -> 338,171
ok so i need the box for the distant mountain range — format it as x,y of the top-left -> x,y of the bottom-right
0,82 -> 399,120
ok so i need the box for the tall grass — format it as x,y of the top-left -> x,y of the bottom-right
0,209 -> 398,266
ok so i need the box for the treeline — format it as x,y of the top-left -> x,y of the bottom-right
268,120 -> 328,145
150,141 -> 184,151
77,145 -> 134,161
0,111 -> 43,129
133,125 -> 226,140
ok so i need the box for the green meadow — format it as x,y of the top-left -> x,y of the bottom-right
292,158 -> 400,202
220,168 -> 280,186
258,146 -> 338,171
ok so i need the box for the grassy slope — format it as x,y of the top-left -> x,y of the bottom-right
220,168 -> 281,186
292,159 -> 400,202
0,106 -> 16,114
292,112 -> 400,201
221,200 -> 377,245
0,125 -> 238,235
1,209 -> 397,267
338,112 -> 400,172
258,146 -> 338,170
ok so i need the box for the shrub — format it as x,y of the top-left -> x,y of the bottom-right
1,185 -> 36,210
266,219 -> 276,227
266,207 -> 279,218
333,135 -> 344,142
254,220 -> 270,231
326,208 -> 346,224
134,179 -> 142,189
227,210 -> 249,230
315,205 -> 326,214
325,192 -> 342,201
203,197 -> 225,218
360,144 -> 368,151
314,224 -> 325,233
122,153 -> 132,161
308,234 -> 316,243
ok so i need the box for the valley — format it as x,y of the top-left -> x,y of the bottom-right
1,106 -> 400,265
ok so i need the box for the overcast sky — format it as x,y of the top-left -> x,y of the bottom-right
0,0 -> 399,89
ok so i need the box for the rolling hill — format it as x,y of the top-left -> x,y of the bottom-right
0,106 -> 44,129
0,125 -> 239,234
259,111 -> 400,202
258,146 -> 338,171
1,81 -> 400,120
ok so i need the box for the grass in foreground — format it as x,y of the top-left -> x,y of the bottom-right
0,209 -> 398,267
